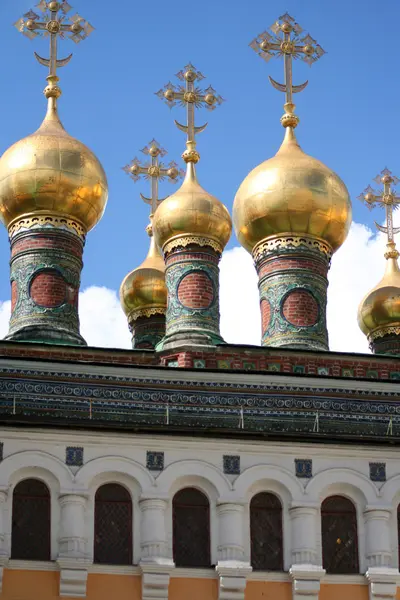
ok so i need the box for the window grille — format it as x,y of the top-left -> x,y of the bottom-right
94,483 -> 132,565
250,492 -> 283,571
173,487 -> 211,567
11,479 -> 51,561
321,495 -> 359,574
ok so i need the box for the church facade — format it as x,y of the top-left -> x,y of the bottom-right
0,4 -> 398,600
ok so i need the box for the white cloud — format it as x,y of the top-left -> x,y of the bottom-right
0,222 -> 390,354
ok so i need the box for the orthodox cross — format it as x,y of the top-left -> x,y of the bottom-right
358,168 -> 400,245
156,64 -> 223,157
123,140 -> 183,216
14,1 -> 93,90
250,13 -> 325,121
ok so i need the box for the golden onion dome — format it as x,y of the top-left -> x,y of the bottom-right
233,126 -> 352,253
358,244 -> 400,340
0,98 -> 108,233
153,161 -> 232,252
120,223 -> 167,322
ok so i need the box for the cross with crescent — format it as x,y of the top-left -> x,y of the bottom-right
14,1 -> 93,83
358,168 -> 400,244
250,13 -> 325,113
123,140 -> 184,216
156,64 -> 224,149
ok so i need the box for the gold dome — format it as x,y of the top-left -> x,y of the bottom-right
153,162 -> 232,252
233,127 -> 352,253
358,245 -> 400,340
0,98 -> 108,233
120,225 -> 167,322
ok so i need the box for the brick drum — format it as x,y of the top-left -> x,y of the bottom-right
11,281 -> 18,312
30,270 -> 66,308
260,298 -> 271,334
282,289 -> 319,327
178,271 -> 214,309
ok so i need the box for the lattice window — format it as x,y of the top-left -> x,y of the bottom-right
94,483 -> 132,565
11,478 -> 51,561
173,487 -> 211,567
321,495 -> 359,574
250,492 -> 283,571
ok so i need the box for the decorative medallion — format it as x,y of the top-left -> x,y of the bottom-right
295,458 -> 312,478
146,451 -> 164,471
223,455 -> 240,475
66,446 -> 83,467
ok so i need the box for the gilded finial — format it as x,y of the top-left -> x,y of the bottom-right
156,64 -> 224,163
14,1 -> 93,101
358,168 -> 400,259
123,140 -> 183,218
250,13 -> 325,128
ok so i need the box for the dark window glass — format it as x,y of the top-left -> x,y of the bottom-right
321,495 -> 359,574
173,487 -> 211,567
94,483 -> 132,565
12,479 -> 51,560
250,492 -> 283,571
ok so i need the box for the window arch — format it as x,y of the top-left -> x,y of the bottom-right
321,495 -> 359,574
173,487 -> 211,567
250,492 -> 283,571
94,483 -> 132,565
12,478 -> 51,560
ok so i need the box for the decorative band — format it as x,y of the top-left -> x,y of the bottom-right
253,234 -> 333,261
369,325 -> 400,342
8,213 -> 87,240
129,307 -> 166,321
163,235 -> 223,255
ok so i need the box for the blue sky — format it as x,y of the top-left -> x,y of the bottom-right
0,0 -> 396,299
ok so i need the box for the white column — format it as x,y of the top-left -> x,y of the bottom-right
290,505 -> 319,565
216,502 -> 251,600
57,494 -> 90,599
139,497 -> 173,600
364,507 -> 399,600
0,491 -> 8,594
289,505 -> 325,600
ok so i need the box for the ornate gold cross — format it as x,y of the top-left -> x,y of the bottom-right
250,13 -> 325,126
15,1 -> 93,95
156,64 -> 223,162
358,168 -> 400,245
123,140 -> 183,215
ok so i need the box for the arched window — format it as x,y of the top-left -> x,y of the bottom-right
173,487 -> 211,567
321,495 -> 359,574
250,492 -> 283,571
12,479 -> 51,560
94,483 -> 132,565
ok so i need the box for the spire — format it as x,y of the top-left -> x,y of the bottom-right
358,169 -> 400,355
153,64 -> 231,350
120,141 -> 183,350
250,13 -> 325,129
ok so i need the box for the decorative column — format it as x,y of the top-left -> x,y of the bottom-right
57,494 -> 90,598
216,503 -> 251,600
364,506 -> 399,600
139,497 -> 174,600
254,237 -> 331,350
153,64 -> 232,351
0,2 -> 108,346
7,224 -> 86,345
0,491 -> 8,594
289,504 -> 325,600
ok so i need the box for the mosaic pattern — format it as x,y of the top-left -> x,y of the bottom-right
223,455 -> 240,475
146,451 -> 164,471
295,458 -> 313,478
369,462 -> 386,482
66,446 -> 84,466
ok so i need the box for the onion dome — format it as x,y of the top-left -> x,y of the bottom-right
153,155 -> 232,254
120,221 -> 167,323
233,125 -> 352,254
358,243 -> 400,342
0,95 -> 108,235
